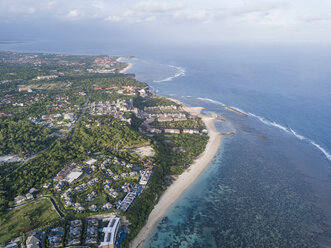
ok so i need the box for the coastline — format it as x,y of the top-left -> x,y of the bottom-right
118,57 -> 133,73
131,99 -> 222,248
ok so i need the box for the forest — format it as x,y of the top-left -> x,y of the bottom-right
0,118 -> 55,156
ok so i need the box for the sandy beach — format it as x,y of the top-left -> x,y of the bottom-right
119,62 -> 132,73
118,57 -> 133,74
131,101 -> 222,248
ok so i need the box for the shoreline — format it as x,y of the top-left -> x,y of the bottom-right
131,99 -> 222,248
119,63 -> 132,74
118,57 -> 133,74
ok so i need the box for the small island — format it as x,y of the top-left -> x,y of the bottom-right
0,51 -> 221,248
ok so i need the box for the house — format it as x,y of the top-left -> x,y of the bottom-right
71,219 -> 83,227
14,195 -> 26,205
26,235 -> 41,248
138,88 -> 147,97
86,191 -> 97,201
35,75 -> 58,80
102,202 -> 113,210
164,129 -> 180,134
113,175 -> 120,180
183,129 -> 200,134
86,158 -> 97,165
172,147 -> 186,152
63,113 -> 75,122
158,116 -> 173,122
146,127 -> 162,134
29,188 -> 39,194
139,169 -> 152,186
26,193 -> 34,200
129,171 -> 138,177
120,172 -> 129,178
18,87 -> 32,93
89,204 -> 98,212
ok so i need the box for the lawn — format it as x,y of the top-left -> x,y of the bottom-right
0,199 -> 59,244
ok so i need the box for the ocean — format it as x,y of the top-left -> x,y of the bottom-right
1,41 -> 331,247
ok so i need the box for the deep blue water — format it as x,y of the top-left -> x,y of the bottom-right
1,41 -> 331,247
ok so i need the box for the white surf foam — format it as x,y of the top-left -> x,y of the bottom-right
311,142 -> 331,161
229,106 -> 250,116
191,95 -> 331,162
247,113 -> 331,161
289,128 -> 305,140
153,65 -> 186,83
248,112 -> 290,133
197,97 -> 226,106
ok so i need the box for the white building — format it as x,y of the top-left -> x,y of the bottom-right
66,168 -> 83,184
64,113 -> 75,122
99,216 -> 121,248
86,158 -> 98,166
139,169 -> 152,186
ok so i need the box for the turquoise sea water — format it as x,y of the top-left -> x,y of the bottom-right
1,41 -> 331,247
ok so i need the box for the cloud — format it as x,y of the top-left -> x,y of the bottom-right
105,1 -> 187,24
2,0 -> 331,42
174,9 -> 216,24
67,9 -> 79,18
301,13 -> 331,23
144,15 -> 156,22
233,1 -> 289,15
134,1 -> 185,13
9,6 -> 36,15
106,15 -> 123,22
65,9 -> 85,20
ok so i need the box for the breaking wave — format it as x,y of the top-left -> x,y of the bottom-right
247,112 -> 331,161
289,128 -> 305,140
311,142 -> 331,161
197,97 -> 226,106
194,96 -> 331,162
249,114 -> 331,161
153,65 -> 186,82
247,112 -> 290,134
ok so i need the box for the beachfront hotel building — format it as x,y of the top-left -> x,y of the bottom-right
99,216 -> 121,248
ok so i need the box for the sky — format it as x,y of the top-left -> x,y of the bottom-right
1,0 -> 331,44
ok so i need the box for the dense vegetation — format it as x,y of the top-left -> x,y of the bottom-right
73,116 -> 149,151
153,118 -> 205,130
134,95 -> 179,108
0,118 -> 55,155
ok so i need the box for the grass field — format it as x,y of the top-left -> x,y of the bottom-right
0,199 -> 59,244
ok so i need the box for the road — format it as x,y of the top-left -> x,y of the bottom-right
69,92 -> 89,139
